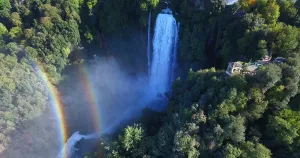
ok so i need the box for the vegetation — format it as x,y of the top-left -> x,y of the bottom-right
0,0 -> 82,152
104,56 -> 300,157
98,0 -> 300,158
0,51 -> 48,152
0,0 -> 157,153
0,0 -> 300,157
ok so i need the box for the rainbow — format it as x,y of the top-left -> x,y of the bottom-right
78,65 -> 102,132
31,61 -> 69,157
28,58 -> 102,157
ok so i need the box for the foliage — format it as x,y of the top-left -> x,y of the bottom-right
0,52 -> 48,152
239,141 -> 272,158
120,124 -> 144,151
104,50 -> 300,156
173,130 -> 200,158
267,109 -> 300,145
0,0 -> 300,157
0,0 -> 82,82
103,39 -> 300,157
223,144 -> 242,158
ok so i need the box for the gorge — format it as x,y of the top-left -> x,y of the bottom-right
57,7 -> 179,158
1,0 -> 300,158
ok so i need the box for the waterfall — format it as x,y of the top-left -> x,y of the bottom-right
149,10 -> 178,94
147,11 -> 152,76
55,102 -> 147,158
171,22 -> 179,81
56,132 -> 100,158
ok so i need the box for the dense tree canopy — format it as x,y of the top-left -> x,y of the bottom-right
0,51 -> 48,152
95,0 -> 300,158
0,0 -> 300,157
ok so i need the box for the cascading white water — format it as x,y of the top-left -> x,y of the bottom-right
149,9 -> 178,94
57,9 -> 179,158
56,100 -> 149,158
147,11 -> 152,76
171,22 -> 179,81
56,132 -> 100,158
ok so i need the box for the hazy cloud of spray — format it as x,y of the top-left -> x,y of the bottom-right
56,55 -> 162,157
1,107 -> 61,158
2,30 -> 157,158
87,57 -> 152,131
3,56 -> 156,158
64,56 -> 155,134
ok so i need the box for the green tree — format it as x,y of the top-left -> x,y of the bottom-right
120,124 -> 144,151
0,22 -> 7,35
10,12 -> 22,26
239,0 -> 256,10
254,64 -> 282,92
257,0 -> 280,24
243,13 -> 266,30
240,141 -> 271,158
0,53 -> 48,152
86,0 -> 97,14
224,116 -> 246,143
268,23 -> 299,56
0,22 -> 7,46
246,88 -> 268,120
267,109 -> 300,145
173,130 -> 200,158
277,0 -> 299,25
223,144 -> 242,158
9,26 -> 22,39
6,42 -> 19,55
149,0 -> 159,8
0,0 -> 11,18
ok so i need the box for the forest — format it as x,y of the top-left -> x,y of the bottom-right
0,0 -> 299,157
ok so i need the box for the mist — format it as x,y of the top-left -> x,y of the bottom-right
1,13 -> 175,157
61,55 -> 167,157
65,56 -> 157,132
2,54 -> 164,158
0,107 -> 60,158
